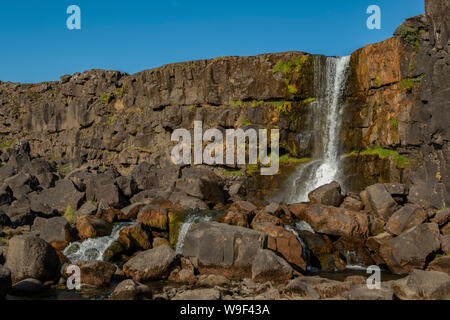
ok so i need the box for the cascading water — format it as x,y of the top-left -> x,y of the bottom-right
284,223 -> 319,273
63,221 -> 133,263
175,213 -> 213,255
285,56 -> 351,203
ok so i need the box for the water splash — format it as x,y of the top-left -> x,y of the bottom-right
285,56 -> 350,203
63,221 -> 133,263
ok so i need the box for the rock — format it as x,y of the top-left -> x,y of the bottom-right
302,205 -> 369,237
343,284 -> 394,300
222,210 -> 252,228
233,201 -> 257,213
74,201 -> 97,221
262,203 -> 283,216
392,269 -> 450,300
22,158 -> 57,189
362,184 -> 398,220
172,288 -> 221,300
37,217 -> 76,251
442,235 -> 450,254
0,184 -> 13,207
285,276 -> 351,299
120,202 -> 146,220
340,196 -> 363,211
153,237 -> 170,248
431,208 -> 450,226
384,183 -> 408,197
103,241 -> 126,262
366,232 -> 393,265
137,205 -> 168,231
183,222 -> 266,278
308,181 -> 343,207
5,234 -> 60,282
380,223 -> 441,274
170,192 -> 209,210
385,204 -> 427,236
169,268 -> 196,284
86,171 -> 120,208
251,249 -> 293,282
123,245 -> 176,282
76,216 -> 113,240
197,274 -> 230,287
10,278 -> 45,296
251,212 -> 283,227
32,179 -> 85,215
115,176 -> 138,198
427,255 -> 450,275
176,167 -> 224,205
67,261 -> 116,287
4,173 -> 39,198
118,222 -> 152,251
288,203 -> 309,220
252,222 -> 306,271
0,266 -> 12,298
110,279 -> 152,300
96,207 -> 124,224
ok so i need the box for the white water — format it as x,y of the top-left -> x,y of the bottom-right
288,56 -> 351,203
175,214 -> 212,255
63,221 -> 133,263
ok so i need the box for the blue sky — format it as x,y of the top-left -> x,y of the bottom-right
0,0 -> 425,83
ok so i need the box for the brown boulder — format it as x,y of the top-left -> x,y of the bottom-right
308,181 -> 343,207
361,184 -> 398,220
137,205 -> 168,231
76,216 -> 113,240
251,249 -> 293,282
65,261 -> 116,287
427,255 -> 450,275
118,222 -> 153,251
110,279 -> 152,300
385,204 -> 427,236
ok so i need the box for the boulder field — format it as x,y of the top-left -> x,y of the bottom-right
0,0 -> 449,301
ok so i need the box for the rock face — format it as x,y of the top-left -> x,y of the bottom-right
5,235 -> 60,282
183,222 -> 267,278
380,223 -> 441,274
123,244 -> 176,282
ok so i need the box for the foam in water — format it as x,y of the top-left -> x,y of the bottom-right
286,56 -> 350,203
63,221 -> 133,263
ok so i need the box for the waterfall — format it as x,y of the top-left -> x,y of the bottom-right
284,224 -> 318,273
287,56 -> 351,203
175,214 -> 212,255
63,221 -> 133,263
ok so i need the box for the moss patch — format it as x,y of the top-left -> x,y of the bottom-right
348,146 -> 410,169
64,205 -> 75,224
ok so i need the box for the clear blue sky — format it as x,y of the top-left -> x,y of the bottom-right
0,0 -> 425,83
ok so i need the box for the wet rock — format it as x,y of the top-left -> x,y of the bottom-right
37,217 -> 76,251
427,255 -> 450,275
0,266 -> 11,299
362,184 -> 398,220
343,284 -> 394,300
5,234 -> 60,282
380,223 -> 441,274
308,181 -> 343,207
172,288 -> 221,300
251,249 -> 293,282
66,261 -> 116,287
10,278 -> 45,296
110,279 -> 152,300
118,222 -> 153,251
103,241 -> 126,262
137,205 -> 168,231
123,245 -> 176,282
183,222 -> 266,278
385,204 -> 427,236
252,222 -> 306,271
303,205 -> 369,237
76,215 -> 113,240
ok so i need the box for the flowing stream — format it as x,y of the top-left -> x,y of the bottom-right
285,56 -> 351,203
175,213 -> 212,255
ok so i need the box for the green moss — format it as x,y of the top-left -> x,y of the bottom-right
107,115 -> 116,126
0,139 -> 14,150
101,93 -> 112,104
168,211 -> 187,248
272,55 -> 312,98
57,166 -> 70,177
303,97 -> 316,104
219,168 -> 244,177
373,76 -> 381,88
397,24 -> 421,45
240,116 -> 252,126
400,75 -> 425,91
114,83 -> 128,98
278,155 -> 311,165
273,61 -> 292,74
348,146 -> 410,169
64,205 -> 75,224
389,118 -> 399,129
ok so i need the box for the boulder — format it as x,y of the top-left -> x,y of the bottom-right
5,234 -> 60,282
285,276 -> 351,299
251,212 -> 283,227
110,279 -> 152,300
431,208 -> 450,226
137,205 -> 168,231
262,203 -> 283,216
0,266 -> 11,298
362,184 -> 398,220
115,176 -> 138,198
175,167 -> 224,205
76,216 -> 113,240
251,249 -> 293,282
222,210 -> 252,228
252,222 -> 306,271
120,202 -> 146,220
10,278 -> 45,296
86,171 -> 120,208
442,235 -> 450,254
427,255 -> 450,275
182,222 -> 267,278
123,245 -> 176,282
308,181 -> 343,207
66,261 -> 116,287
118,222 -> 152,251
22,158 -> 57,189
380,223 -> 441,274
343,284 -> 394,300
96,207 -> 125,224
302,205 -> 369,237
74,201 -> 97,221
392,269 -> 450,300
197,274 -> 230,287
340,196 -> 363,211
37,217 -> 76,251
172,288 -> 221,300
169,192 -> 208,210
385,204 -> 427,236
4,173 -> 39,198
0,211 -> 11,227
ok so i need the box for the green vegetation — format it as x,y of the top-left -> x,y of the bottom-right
348,146 -> 410,169
397,24 -> 421,46
48,154 -> 59,161
400,75 -> 425,91
0,139 -> 14,150
240,116 -> 252,126
64,205 -> 75,224
374,76 -> 381,88
389,118 -> 399,129
86,200 -> 97,206
101,93 -> 112,104
272,55 -> 311,97
219,167 -> 244,177
303,97 -> 316,104
107,115 -> 116,126
57,166 -> 71,177
279,154 -> 311,165
114,83 -> 128,98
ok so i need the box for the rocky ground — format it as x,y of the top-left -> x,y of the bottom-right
0,143 -> 449,300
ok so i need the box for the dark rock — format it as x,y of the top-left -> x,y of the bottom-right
308,181 -> 343,207
385,204 -> 427,236
65,261 -> 116,287
5,234 -> 60,282
175,167 -> 224,205
0,210 -> 11,227
442,235 -> 450,254
251,249 -> 293,282
0,266 -> 11,298
431,208 -> 450,226
37,217 -> 76,251
393,269 -> 450,300
362,184 -> 398,220
115,176 -> 138,198
110,279 -> 152,300
23,158 -> 57,189
427,255 -> 450,275
74,201 -> 97,221
10,278 -> 45,296
120,202 -> 147,220
86,170 -> 121,208
123,244 -> 176,282
172,288 -> 221,300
